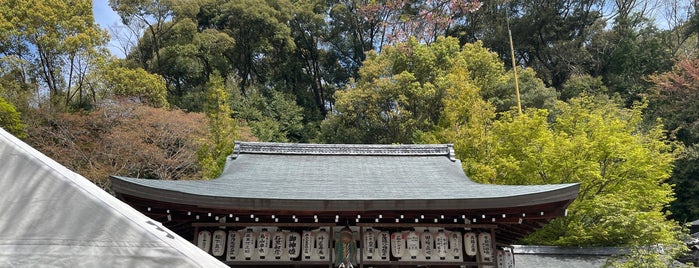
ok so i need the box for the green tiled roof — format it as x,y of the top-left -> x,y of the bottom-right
110,142 -> 579,211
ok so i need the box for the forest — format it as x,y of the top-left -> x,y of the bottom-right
2,0 -> 699,265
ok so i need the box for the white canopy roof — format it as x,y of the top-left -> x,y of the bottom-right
0,128 -> 227,267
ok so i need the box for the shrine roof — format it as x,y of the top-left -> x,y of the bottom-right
110,142 -> 579,212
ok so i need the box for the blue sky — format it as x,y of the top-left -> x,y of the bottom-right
92,0 -> 126,58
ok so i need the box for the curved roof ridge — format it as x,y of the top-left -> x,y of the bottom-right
233,141 -> 457,160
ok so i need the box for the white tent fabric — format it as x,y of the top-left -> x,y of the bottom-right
0,128 -> 228,267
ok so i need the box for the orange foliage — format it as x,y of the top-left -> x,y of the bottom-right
25,103 -> 208,188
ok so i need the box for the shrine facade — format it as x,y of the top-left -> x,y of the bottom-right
110,142 -> 579,267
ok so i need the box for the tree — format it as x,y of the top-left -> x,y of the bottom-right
324,0 -> 375,80
449,0 -> 602,90
513,0 -> 600,89
198,0 -> 295,95
153,19 -> 205,100
231,84 -> 306,143
489,67 -> 557,113
0,55 -> 35,114
322,37 -> 509,144
281,0 -> 341,118
323,0 -> 481,82
418,62 -> 498,182
648,58 -> 699,145
99,60 -> 169,108
486,95 -> 683,258
0,0 -> 108,108
560,74 -> 608,101
648,58 -> 699,222
0,94 -> 26,138
109,0 -> 198,69
25,103 -> 208,187
596,15 -> 674,105
358,0 -> 482,47
198,74 -> 236,179
321,37 -> 462,143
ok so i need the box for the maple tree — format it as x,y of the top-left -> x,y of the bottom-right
648,58 -> 699,223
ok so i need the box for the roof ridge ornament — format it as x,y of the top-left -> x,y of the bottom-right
231,141 -> 243,159
232,141 -> 455,158
447,144 -> 456,162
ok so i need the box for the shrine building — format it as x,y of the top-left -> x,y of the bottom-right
110,141 -> 579,268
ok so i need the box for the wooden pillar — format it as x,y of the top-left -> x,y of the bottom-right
328,224 -> 333,268
192,226 -> 199,245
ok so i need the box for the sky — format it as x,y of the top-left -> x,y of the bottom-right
90,0 -> 679,59
92,0 -> 127,58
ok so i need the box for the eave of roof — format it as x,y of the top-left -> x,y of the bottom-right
110,142 -> 579,212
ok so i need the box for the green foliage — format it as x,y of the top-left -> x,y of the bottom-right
198,74 -> 236,179
0,0 -> 108,107
469,95 -> 687,265
668,146 -> 699,222
390,36 -> 685,258
322,37 -> 505,144
232,85 -> 306,142
279,0 -> 343,119
487,95 -> 683,252
0,94 -> 26,138
459,41 -> 506,94
101,61 -> 169,108
561,74 -> 609,101
0,57 -> 35,114
595,15 -> 674,105
418,64 -> 498,182
605,247 -> 691,268
199,0 -> 295,94
648,58 -> 699,145
154,19 -> 206,93
193,28 -> 235,83
648,58 -> 699,223
503,0 -> 599,89
489,67 -> 558,113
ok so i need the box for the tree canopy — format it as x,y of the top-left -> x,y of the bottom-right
4,1 -> 699,263
321,37 -> 684,259
0,94 -> 26,138
0,0 -> 108,108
